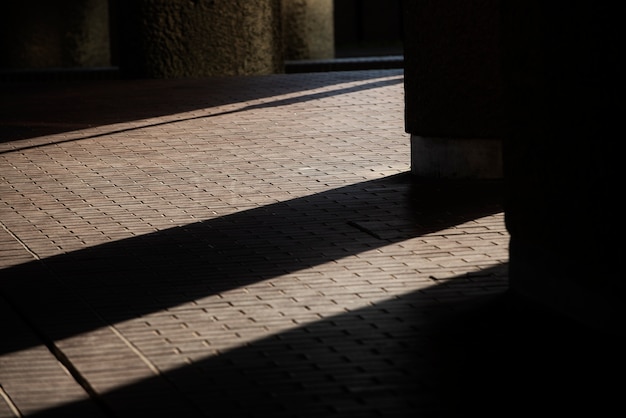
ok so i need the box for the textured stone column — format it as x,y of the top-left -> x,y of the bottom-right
0,0 -> 110,69
112,0 -> 283,78
281,0 -> 334,60
402,0 -> 503,179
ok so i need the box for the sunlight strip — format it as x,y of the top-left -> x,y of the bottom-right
0,211 -> 507,414
0,74 -> 404,156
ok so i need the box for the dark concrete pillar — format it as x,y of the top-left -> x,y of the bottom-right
111,0 -> 283,78
403,1 -> 621,333
501,2 -> 621,333
402,0 -> 503,179
282,0 -> 334,60
0,0 -> 110,69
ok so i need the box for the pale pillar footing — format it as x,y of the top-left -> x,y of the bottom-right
410,136 -> 503,179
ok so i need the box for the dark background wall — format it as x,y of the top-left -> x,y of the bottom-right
333,0 -> 403,57
0,0 -> 110,69
1,0 -> 403,76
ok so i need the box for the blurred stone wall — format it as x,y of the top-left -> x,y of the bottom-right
1,0 -> 338,77
0,0 -> 110,69
112,0 -> 283,78
282,0 -> 334,60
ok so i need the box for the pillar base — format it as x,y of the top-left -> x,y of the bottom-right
410,136 -> 502,179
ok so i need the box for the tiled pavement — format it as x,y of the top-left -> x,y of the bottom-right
0,69 -> 621,417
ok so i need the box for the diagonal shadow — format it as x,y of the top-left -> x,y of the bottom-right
16,263 -> 507,418
0,70 -> 403,143
22,262 -> 624,417
0,77 -> 403,155
0,174 -> 504,356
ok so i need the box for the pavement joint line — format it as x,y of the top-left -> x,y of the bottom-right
0,217 -> 164,416
0,291 -> 115,417
82,321 -> 208,417
106,323 -> 162,376
45,343 -> 115,418
0,220 -> 39,261
0,383 -> 21,417
17,251 -> 206,415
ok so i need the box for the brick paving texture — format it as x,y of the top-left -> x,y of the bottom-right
0,69 -> 621,417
